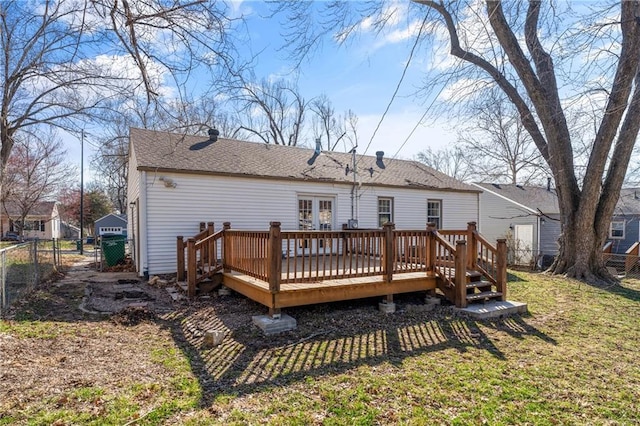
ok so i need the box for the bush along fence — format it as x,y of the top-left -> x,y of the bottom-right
0,239 -> 63,317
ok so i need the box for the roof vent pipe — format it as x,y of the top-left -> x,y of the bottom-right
547,177 -> 552,191
208,128 -> 219,142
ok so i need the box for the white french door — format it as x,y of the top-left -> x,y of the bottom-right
298,196 -> 335,255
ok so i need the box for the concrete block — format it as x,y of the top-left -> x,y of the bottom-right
378,301 -> 396,313
252,314 -> 297,335
457,300 -> 528,319
203,330 -> 225,347
218,286 -> 231,296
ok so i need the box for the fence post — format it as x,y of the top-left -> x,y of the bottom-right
187,238 -> 197,298
33,240 -> 39,287
176,236 -> 185,281
455,240 -> 467,308
199,222 -> 205,233
496,238 -> 508,301
52,238 -> 57,272
223,222 -> 231,272
268,221 -> 282,318
383,222 -> 395,283
467,222 -> 477,270
426,222 -> 436,277
1,250 -> 6,312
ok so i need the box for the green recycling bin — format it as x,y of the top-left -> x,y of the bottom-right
101,235 -> 126,266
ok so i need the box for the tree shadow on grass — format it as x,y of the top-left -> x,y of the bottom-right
160,293 -> 556,408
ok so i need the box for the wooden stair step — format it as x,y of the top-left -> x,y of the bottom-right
466,291 -> 502,301
466,281 -> 492,290
466,270 -> 482,280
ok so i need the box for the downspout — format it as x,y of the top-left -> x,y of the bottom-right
140,171 -> 149,279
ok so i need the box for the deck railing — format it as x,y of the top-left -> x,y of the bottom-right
178,221 -> 507,307
177,222 -> 224,297
279,228 -> 386,283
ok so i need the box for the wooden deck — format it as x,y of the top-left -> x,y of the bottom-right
222,268 -> 437,309
177,221 -> 507,314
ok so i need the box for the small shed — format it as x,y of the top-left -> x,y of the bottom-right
94,213 -> 127,237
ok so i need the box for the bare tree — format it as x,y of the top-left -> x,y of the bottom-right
274,1 -> 640,283
415,146 -> 472,182
232,78 -> 307,146
309,95 -> 359,152
0,0 -> 238,201
459,90 -> 548,185
1,130 -> 74,237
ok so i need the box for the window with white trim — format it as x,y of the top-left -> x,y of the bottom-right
378,197 -> 393,227
427,200 -> 442,229
609,221 -> 625,239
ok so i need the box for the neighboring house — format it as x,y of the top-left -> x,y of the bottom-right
60,222 -> 81,239
606,188 -> 640,254
0,201 -> 61,240
94,213 -> 127,237
128,128 -> 482,276
472,182 -> 561,266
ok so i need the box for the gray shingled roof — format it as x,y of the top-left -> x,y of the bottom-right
2,201 -> 56,217
474,182 -> 560,214
616,188 -> 640,215
129,128 -> 478,193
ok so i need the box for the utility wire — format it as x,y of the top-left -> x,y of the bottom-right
356,15 -> 429,165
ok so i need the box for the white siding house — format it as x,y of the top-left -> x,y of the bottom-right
128,128 -> 481,276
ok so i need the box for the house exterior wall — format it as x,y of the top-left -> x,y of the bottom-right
477,189 -> 540,254
127,146 -> 142,271
539,214 -> 561,256
139,171 -> 479,275
606,214 -> 640,254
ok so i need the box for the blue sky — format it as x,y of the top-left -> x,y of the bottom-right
69,0 -> 458,179
234,1 -> 457,160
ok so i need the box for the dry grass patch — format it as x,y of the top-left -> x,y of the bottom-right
1,270 -> 640,425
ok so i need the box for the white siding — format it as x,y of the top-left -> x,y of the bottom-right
477,189 -> 539,249
127,145 -> 142,272
142,171 -> 479,274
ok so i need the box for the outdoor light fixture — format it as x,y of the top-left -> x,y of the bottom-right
159,176 -> 177,188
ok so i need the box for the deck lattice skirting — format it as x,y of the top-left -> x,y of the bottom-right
177,221 -> 507,316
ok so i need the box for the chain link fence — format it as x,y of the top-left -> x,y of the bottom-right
604,253 -> 640,279
0,239 -> 63,317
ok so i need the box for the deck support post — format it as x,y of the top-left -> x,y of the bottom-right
426,222 -> 437,277
222,222 -> 231,273
496,238 -> 507,301
467,222 -> 477,270
455,240 -> 467,308
177,236 -> 185,282
187,237 -> 197,298
199,222 -> 206,232
383,222 -> 395,283
268,222 -> 282,318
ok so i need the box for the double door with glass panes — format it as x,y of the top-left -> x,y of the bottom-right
298,197 -> 335,255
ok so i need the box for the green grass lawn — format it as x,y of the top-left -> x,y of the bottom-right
1,270 -> 639,425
